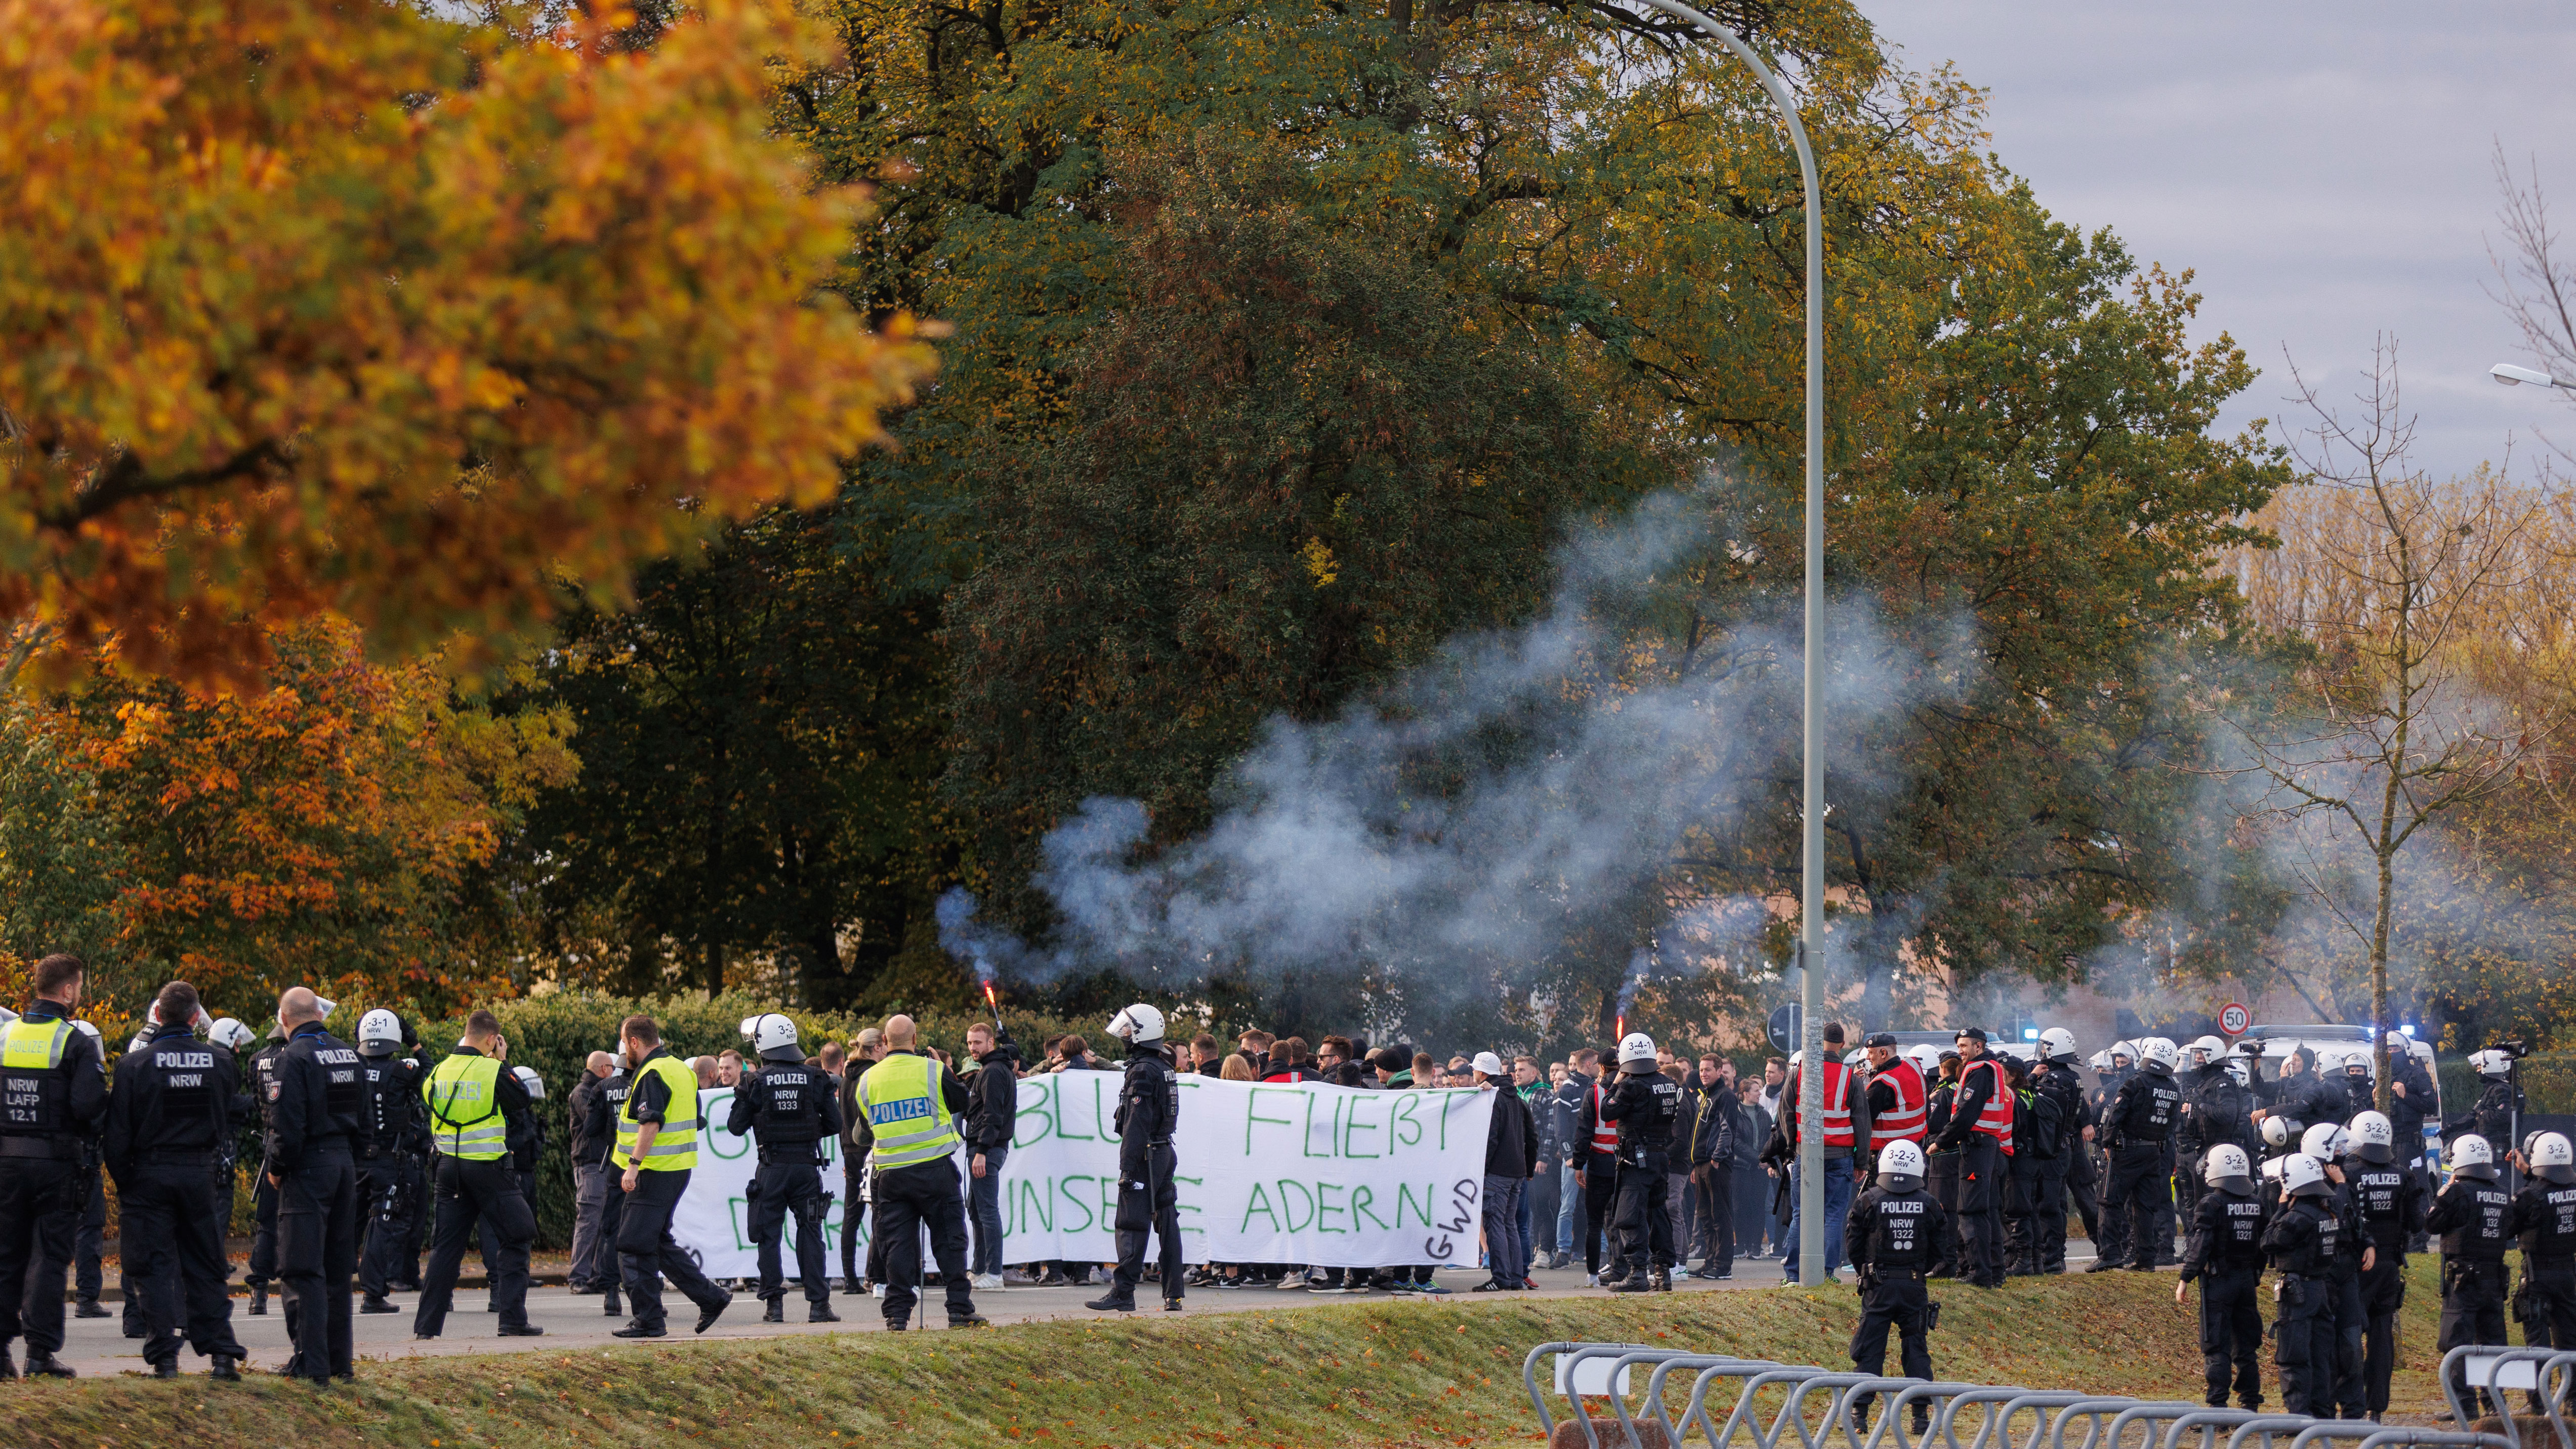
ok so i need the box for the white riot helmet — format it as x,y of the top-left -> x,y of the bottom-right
2188,1035 -> 2224,1066
2261,1155 -> 2287,1185
514,1065 -> 546,1100
313,996 -> 336,1020
1106,1003 -> 1166,1046
611,1047 -> 631,1073
2468,1049 -> 2508,1078
1905,1045 -> 1941,1077
2300,1122 -> 2348,1161
2451,1133 -> 2499,1180
1877,1139 -> 1927,1193
2139,1037 -> 2179,1073
2110,1040 -> 2136,1066
358,1008 -> 403,1057
743,1012 -> 801,1058
1788,1049 -> 1803,1068
2535,1132 -> 2576,1185
2349,1111 -> 2395,1163
2038,1027 -> 2076,1062
1618,1032 -> 1658,1070
2088,1049 -> 2112,1072
2282,1152 -> 2331,1198
145,996 -> 215,1033
2204,1143 -> 2255,1196
2260,1115 -> 2302,1149
72,1019 -> 100,1042
2344,1051 -> 2371,1077
209,1017 -> 256,1053
2225,1056 -> 2251,1087
126,1027 -> 151,1053
0,1005 -> 15,1026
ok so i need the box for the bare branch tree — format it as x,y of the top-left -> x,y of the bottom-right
2488,146 -> 2576,461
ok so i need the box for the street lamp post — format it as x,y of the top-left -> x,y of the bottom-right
2492,362 -> 2576,392
1615,0 -> 1827,1288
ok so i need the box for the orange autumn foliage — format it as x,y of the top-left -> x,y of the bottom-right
0,0 -> 935,687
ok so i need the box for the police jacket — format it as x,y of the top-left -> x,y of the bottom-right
1600,1065 -> 1681,1166
268,1021 -> 366,1173
2447,1080 -> 2521,1156
2263,1193 -> 2342,1277
2427,1173 -> 2513,1261
964,1049 -> 1018,1153
2104,1068 -> 2183,1149
248,1038 -> 287,1135
1844,1184 -> 1945,1271
2385,1056 -> 2432,1150
2179,1064 -> 2254,1153
357,1052 -> 422,1161
2348,1156 -> 2423,1252
566,1070 -> 614,1167
2033,1062 -> 2087,1157
2179,1185 -> 2268,1279
1931,1055 -> 2000,1153
102,1023 -> 236,1178
2510,1180 -> 2576,1265
1111,1043 -> 1180,1181
1484,1085 -> 1539,1179
726,1052 -> 842,1164
0,998 -> 108,1157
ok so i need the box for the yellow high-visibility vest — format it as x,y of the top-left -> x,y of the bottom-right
856,1051 -> 959,1170
422,1053 -> 507,1160
617,1052 -> 700,1172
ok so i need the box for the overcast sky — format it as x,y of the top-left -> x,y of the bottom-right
1873,1 -> 2576,481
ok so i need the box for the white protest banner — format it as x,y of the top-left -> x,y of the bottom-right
994,1073 -> 1495,1269
670,1073 -> 1497,1274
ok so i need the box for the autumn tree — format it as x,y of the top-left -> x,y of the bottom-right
0,0 -> 932,684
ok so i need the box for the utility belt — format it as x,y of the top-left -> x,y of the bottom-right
1872,1266 -> 1927,1280
0,1134 -> 77,1161
142,1150 -> 219,1169
758,1145 -> 825,1166
2530,1254 -> 2576,1271
2442,1257 -> 2509,1290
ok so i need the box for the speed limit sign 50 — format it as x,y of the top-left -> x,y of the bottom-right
2219,1002 -> 2251,1036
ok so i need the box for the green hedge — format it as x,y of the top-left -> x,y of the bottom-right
2440,1049 -> 2576,1122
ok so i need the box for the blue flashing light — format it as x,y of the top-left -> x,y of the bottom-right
2022,1027 -> 2041,1040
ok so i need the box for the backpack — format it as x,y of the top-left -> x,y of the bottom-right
2017,1087 -> 2063,1161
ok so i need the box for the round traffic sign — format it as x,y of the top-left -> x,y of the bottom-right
2219,1002 -> 2250,1036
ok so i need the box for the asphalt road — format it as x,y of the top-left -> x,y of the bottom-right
48,1242 -> 2108,1380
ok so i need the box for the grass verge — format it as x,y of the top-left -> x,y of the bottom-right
7,1260 -> 2459,1449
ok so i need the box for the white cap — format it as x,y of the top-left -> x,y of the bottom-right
1471,1051 -> 1507,1078
1877,1139 -> 1926,1191
1107,1003 -> 1165,1045
2452,1133 -> 2498,1179
2350,1111 -> 2395,1163
2204,1143 -> 2254,1194
2283,1153 -> 2330,1198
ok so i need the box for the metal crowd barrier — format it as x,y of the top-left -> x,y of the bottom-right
1524,1341 -> 2521,1449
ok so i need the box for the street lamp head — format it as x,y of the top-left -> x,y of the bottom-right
2492,362 -> 2555,388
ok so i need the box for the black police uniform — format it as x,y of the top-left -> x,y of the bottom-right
611,1047 -> 732,1337
1603,1062 -> 1682,1289
2427,1165 -> 2514,1413
2178,1062 -> 2251,1238
1932,1053 -> 2011,1288
726,1050 -> 843,1319
479,1094 -> 544,1304
0,999 -> 109,1376
2346,1152 -> 2419,1415
269,1017 -> 366,1384
2509,1173 -> 2576,1411
411,1046 -> 539,1338
1845,1173 -> 1946,1427
102,1023 -> 247,1376
2321,1172 -> 2368,1420
356,1045 -> 424,1308
2263,1185 -> 2342,1417
243,1031 -> 287,1311
1098,1041 -> 1183,1308
1924,1073 -> 1960,1278
2101,1064 -> 2183,1270
585,1062 -> 631,1313
2029,1058 -> 2087,1273
2179,1172 -> 2268,1409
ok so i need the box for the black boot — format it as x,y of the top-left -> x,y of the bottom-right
1608,1274 -> 1654,1294
1085,1290 -> 1137,1312
211,1355 -> 241,1382
74,1300 -> 111,1319
809,1304 -> 840,1323
1651,1269 -> 1673,1293
248,1282 -> 270,1314
361,1295 -> 400,1314
762,1298 -> 785,1324
23,1350 -> 75,1378
603,1288 -> 622,1316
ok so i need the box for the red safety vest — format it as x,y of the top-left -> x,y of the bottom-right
1963,1056 -> 2014,1154
1589,1082 -> 1618,1158
1869,1058 -> 1928,1149
1790,1062 -> 1856,1149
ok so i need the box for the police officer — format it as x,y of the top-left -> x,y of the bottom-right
1931,1027 -> 2012,1289
411,1009 -> 541,1340
1846,1139 -> 1944,1436
2344,1111 -> 2420,1421
585,1047 -> 632,1318
2452,1051 -> 2523,1173
2428,1133 -> 2513,1417
267,987 -> 364,1385
2175,1143 -> 2266,1410
479,1062 -> 546,1307
102,980 -> 247,1380
726,1013 -> 842,1323
355,1009 -> 423,1315
1602,1031 -> 1681,1294
1924,1050 -> 1961,1279
243,1021 -> 288,1316
2264,1152 -> 2342,1417
2509,1132 -> 2576,1414
2025,1029 -> 2084,1275
1085,1005 -> 1181,1314
610,1012 -> 735,1338
2094,1036 -> 2183,1272
2300,1123 -> 2367,1421
0,954 -> 109,1379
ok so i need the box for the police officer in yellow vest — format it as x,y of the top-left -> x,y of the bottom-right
611,1013 -> 734,1338
0,954 -> 109,1379
852,1014 -> 985,1330
410,1009 -> 542,1340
